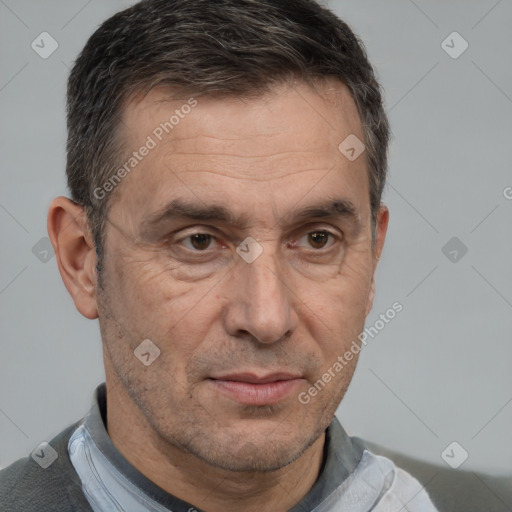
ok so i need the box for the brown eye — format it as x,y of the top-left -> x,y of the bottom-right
308,231 -> 330,249
189,234 -> 212,250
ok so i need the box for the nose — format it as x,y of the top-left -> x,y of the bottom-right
223,249 -> 298,344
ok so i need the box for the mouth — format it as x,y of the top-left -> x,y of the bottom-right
208,372 -> 304,406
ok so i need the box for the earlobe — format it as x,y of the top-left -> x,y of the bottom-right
47,196 -> 99,320
365,205 -> 389,316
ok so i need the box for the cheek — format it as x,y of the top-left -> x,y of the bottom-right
296,250 -> 373,353
336,244 -> 374,306
100,259 -> 225,397
309,248 -> 373,310
114,255 -> 226,349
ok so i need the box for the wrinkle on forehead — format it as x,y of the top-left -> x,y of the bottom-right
121,78 -> 363,156
109,79 -> 368,231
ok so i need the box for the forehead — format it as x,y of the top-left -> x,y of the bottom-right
122,79 -> 362,150
112,79 -> 368,225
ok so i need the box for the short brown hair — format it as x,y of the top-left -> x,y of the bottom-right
66,0 -> 390,272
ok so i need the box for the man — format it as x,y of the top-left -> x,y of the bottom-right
0,0 -> 438,510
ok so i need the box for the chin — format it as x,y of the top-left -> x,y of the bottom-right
178,421 -> 324,473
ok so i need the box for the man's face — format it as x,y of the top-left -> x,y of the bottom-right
97,80 -> 387,472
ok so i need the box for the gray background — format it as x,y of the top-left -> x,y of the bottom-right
1,0 -> 511,477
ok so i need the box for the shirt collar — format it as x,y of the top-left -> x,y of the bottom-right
81,382 -> 365,511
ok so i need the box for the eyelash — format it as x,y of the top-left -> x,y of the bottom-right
174,229 -> 340,252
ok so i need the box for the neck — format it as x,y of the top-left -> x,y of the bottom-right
105,372 -> 325,512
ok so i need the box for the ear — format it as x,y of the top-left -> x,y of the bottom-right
47,196 -> 99,319
365,205 -> 389,316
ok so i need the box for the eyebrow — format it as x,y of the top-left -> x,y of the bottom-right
140,197 -> 360,232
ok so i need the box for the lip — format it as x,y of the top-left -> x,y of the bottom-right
209,372 -> 303,406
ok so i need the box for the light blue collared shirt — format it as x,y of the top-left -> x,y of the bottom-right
68,384 -> 438,512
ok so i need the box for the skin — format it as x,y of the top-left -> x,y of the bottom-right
48,79 -> 388,512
